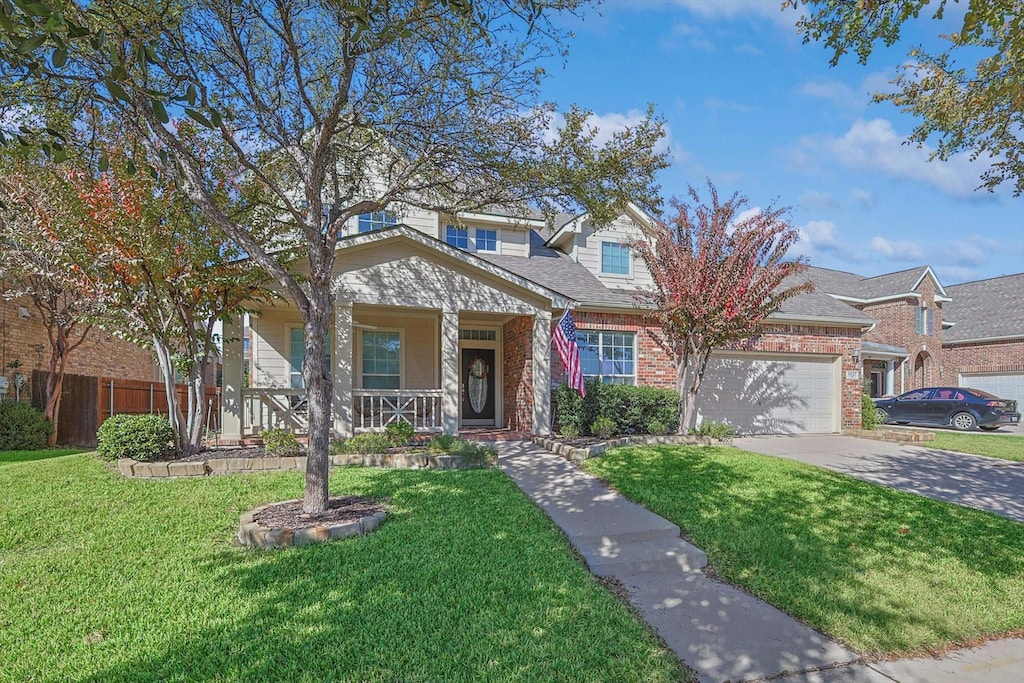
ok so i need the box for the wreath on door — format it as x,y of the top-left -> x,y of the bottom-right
467,356 -> 490,414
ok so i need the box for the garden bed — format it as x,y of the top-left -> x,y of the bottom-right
238,496 -> 387,549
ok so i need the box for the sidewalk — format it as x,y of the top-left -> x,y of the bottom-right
497,440 -> 1024,683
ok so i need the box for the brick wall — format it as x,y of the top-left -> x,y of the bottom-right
943,338 -> 1024,379
501,315 -> 533,431
861,277 -> 943,390
0,292 -> 161,400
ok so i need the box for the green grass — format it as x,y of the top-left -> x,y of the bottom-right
0,454 -> 686,682
583,445 -> 1024,656
0,447 -> 83,465
927,432 -> 1024,462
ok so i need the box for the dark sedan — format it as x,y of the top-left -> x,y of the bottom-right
874,387 -> 1021,431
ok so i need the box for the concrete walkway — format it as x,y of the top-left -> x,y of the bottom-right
498,440 -> 1024,683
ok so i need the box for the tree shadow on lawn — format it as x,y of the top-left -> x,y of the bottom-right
75,468 -> 681,683
0,448 -> 83,465
589,446 -> 1024,655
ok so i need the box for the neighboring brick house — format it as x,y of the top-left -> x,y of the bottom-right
804,267 -> 1024,408
0,288 -> 161,401
222,204 -> 875,440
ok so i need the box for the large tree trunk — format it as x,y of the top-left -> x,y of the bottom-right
302,286 -> 334,514
677,347 -> 712,434
153,338 -> 189,455
43,352 -> 66,447
185,356 -> 209,457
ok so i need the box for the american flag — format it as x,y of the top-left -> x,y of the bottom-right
553,309 -> 586,397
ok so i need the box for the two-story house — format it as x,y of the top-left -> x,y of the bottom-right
220,205 -> 876,440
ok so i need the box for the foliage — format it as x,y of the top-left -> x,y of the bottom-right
259,428 -> 301,457
555,380 -> 679,436
96,414 -> 175,461
928,432 -> 1024,462
688,421 -> 736,440
789,0 -> 1024,196
558,424 -> 580,439
384,420 -> 416,447
427,432 -> 458,453
861,392 -> 879,431
590,416 -> 617,439
0,448 -> 82,465
584,444 -> 1024,654
449,439 -> 498,467
646,419 -> 669,436
631,181 -> 812,433
0,455 -> 685,682
330,433 -> 392,455
0,401 -> 53,451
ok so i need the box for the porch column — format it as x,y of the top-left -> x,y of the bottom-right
440,309 -> 460,434
333,300 -> 353,437
885,360 -> 896,396
532,309 -> 552,436
221,314 -> 243,441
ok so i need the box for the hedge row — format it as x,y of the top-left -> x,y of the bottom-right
554,381 -> 679,436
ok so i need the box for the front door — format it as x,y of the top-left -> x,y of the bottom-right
461,348 -> 496,425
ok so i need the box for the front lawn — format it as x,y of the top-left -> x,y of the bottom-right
583,445 -> 1024,656
0,454 -> 685,682
927,432 -> 1024,462
0,447 -> 82,465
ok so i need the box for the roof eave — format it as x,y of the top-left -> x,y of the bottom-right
766,312 -> 875,329
943,333 -> 1024,346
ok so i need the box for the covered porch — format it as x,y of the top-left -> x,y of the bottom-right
861,341 -> 908,398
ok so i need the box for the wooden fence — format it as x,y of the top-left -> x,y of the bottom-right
31,370 -> 221,447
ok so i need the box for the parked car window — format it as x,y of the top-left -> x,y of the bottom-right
966,389 -> 998,399
934,389 -> 954,400
900,389 -> 933,400
952,391 -> 966,400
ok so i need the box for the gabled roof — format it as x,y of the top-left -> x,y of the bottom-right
775,272 -> 876,325
804,265 -> 947,302
944,273 -> 1024,343
544,202 -> 658,248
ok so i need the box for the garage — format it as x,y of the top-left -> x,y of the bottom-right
959,373 -> 1024,407
695,352 -> 840,434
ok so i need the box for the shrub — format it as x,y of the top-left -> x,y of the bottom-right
384,420 -> 415,447
646,419 -> 669,436
554,381 -> 679,436
96,414 -> 175,461
558,424 -> 580,439
428,432 -> 458,453
450,439 -> 497,467
688,420 -> 736,440
591,416 -> 617,439
260,427 -> 301,456
861,393 -> 879,431
0,401 -> 53,451
331,433 -> 392,454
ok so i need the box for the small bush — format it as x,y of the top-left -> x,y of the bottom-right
861,393 -> 879,431
0,401 -> 53,451
260,427 -> 301,456
554,381 -> 679,436
646,419 -> 669,436
332,433 -> 392,454
96,414 -> 175,461
591,416 -> 617,439
384,420 -> 416,447
428,432 -> 458,453
688,420 -> 736,440
450,439 -> 497,467
558,424 -> 580,439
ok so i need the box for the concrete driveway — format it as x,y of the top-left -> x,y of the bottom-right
734,435 -> 1024,523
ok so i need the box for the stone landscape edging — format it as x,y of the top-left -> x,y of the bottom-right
532,434 -> 730,463
237,498 -> 387,549
118,451 -> 474,478
843,427 -> 935,444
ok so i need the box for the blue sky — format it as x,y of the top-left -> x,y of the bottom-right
538,0 -> 1023,285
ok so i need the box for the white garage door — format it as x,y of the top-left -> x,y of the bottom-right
695,353 -> 839,434
959,373 -> 1024,407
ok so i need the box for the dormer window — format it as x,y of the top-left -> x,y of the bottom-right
601,242 -> 631,275
916,306 -> 934,335
358,211 -> 399,233
476,228 -> 497,252
445,226 -> 469,249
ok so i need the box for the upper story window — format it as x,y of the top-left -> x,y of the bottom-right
601,242 -> 631,275
358,211 -> 399,233
579,331 -> 636,385
915,306 -> 934,335
445,225 -> 469,249
475,228 -> 497,252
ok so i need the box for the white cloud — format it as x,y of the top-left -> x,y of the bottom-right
732,206 -> 762,226
797,118 -> 996,199
796,70 -> 894,111
660,21 -> 715,51
792,219 -> 852,262
850,188 -> 874,209
798,191 -> 841,211
660,0 -> 802,28
734,43 -> 764,56
541,109 -> 687,163
869,236 -> 924,261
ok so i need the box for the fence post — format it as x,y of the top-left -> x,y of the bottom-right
109,380 -> 115,418
149,383 -> 154,414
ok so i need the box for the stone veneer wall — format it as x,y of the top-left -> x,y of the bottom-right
943,338 -> 1024,382
501,315 -> 533,431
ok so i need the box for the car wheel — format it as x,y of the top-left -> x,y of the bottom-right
979,425 -> 1000,432
875,408 -> 889,424
951,412 -> 978,431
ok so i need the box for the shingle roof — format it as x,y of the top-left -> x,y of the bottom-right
944,274 -> 1024,342
777,271 -> 876,323
803,265 -> 935,300
862,340 -> 909,355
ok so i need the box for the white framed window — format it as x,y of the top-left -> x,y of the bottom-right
289,328 -> 332,389
358,211 -> 399,233
475,228 -> 497,252
601,242 -> 631,275
361,330 -> 401,389
579,331 -> 636,385
445,225 -> 469,249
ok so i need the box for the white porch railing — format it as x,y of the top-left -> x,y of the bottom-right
241,388 -> 308,436
353,389 -> 443,432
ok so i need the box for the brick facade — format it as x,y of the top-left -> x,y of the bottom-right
0,292 -> 161,400
943,338 -> 1024,380
861,276 -> 943,390
501,315 -> 533,431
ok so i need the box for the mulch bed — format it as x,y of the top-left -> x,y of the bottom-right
253,496 -> 384,528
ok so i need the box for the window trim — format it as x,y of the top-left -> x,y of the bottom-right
578,330 -> 637,385
915,305 -> 934,336
600,241 -> 632,277
357,210 -> 399,233
357,328 -> 405,390
445,225 -> 469,249
474,227 -> 499,253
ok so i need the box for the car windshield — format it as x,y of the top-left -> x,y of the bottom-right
900,390 -> 932,400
